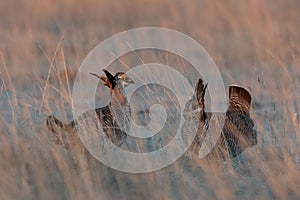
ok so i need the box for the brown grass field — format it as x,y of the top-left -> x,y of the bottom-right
0,0 -> 300,199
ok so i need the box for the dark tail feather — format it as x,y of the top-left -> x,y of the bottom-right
229,86 -> 252,115
229,86 -> 252,104
47,115 -> 64,131
46,115 -> 86,156
46,115 -> 69,146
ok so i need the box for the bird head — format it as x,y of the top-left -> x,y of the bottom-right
182,79 -> 207,121
90,70 -> 134,105
90,70 -> 134,89
114,72 -> 135,88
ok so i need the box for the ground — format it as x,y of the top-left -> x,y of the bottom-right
0,0 -> 300,199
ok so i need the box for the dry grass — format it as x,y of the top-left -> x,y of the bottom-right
0,0 -> 300,199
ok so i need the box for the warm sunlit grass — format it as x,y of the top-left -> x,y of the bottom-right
0,0 -> 299,199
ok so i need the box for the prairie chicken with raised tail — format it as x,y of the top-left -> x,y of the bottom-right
46,70 -> 134,152
182,79 -> 257,158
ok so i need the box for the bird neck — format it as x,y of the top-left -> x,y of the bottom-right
111,83 -> 128,106
109,83 -> 131,133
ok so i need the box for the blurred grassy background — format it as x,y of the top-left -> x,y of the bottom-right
0,0 -> 299,199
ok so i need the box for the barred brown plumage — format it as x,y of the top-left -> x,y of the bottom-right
182,79 -> 257,159
46,70 -> 134,152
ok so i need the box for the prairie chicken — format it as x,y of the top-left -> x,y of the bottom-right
182,79 -> 257,158
46,70 -> 134,152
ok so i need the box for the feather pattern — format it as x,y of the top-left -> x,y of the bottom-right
182,79 -> 257,158
46,70 -> 133,152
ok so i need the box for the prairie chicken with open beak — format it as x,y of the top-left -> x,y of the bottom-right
46,69 -> 134,152
182,79 -> 257,159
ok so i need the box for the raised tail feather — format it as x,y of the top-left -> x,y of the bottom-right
228,86 -> 252,115
46,115 -> 64,132
46,115 -> 77,149
46,112 -> 127,151
225,86 -> 257,157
